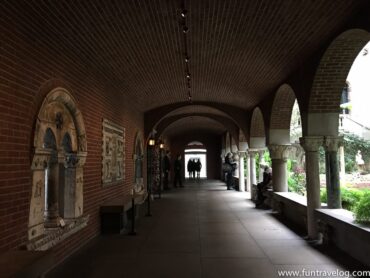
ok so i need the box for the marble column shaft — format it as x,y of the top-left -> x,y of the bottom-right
249,151 -> 257,186
324,137 -> 342,209
245,153 -> 251,192
300,136 -> 322,240
238,152 -> 246,192
268,145 -> 292,192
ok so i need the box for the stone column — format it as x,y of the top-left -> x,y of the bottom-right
245,152 -> 251,192
60,153 -> 79,219
268,145 -> 293,192
300,136 -> 323,240
238,152 -> 246,191
258,150 -> 266,183
339,146 -> 345,180
249,150 -> 257,186
324,136 -> 342,209
44,151 -> 59,228
232,152 -> 239,178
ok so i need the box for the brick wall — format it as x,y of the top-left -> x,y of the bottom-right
250,107 -> 265,138
309,29 -> 370,113
270,84 -> 297,130
0,20 -> 144,264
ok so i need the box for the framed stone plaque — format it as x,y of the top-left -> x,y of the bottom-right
102,119 -> 125,185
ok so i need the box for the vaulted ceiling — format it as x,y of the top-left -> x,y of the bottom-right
2,0 -> 365,138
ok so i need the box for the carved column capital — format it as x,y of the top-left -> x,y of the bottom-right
31,149 -> 52,170
299,136 -> 323,152
76,152 -> 87,167
238,151 -> 247,158
324,136 -> 343,152
268,144 -> 293,160
64,153 -> 79,168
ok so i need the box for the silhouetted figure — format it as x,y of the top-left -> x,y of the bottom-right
195,159 -> 202,179
173,154 -> 183,188
225,153 -> 236,190
187,159 -> 194,179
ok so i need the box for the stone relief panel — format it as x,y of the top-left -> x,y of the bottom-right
28,87 -> 88,250
102,119 -> 125,185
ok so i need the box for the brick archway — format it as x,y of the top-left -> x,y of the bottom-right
269,84 -> 297,144
307,29 -> 370,136
250,107 -> 266,148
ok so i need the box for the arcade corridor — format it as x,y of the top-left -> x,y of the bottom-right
2,1 -> 370,276
47,180 -> 363,278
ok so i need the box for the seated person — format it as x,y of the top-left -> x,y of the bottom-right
255,166 -> 272,208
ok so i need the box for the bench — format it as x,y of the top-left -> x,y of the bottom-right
100,190 -> 147,234
0,250 -> 54,278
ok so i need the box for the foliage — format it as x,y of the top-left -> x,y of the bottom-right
320,188 -> 327,203
287,160 -> 306,195
340,187 -> 363,211
354,190 -> 370,223
263,151 -> 271,166
341,132 -> 370,173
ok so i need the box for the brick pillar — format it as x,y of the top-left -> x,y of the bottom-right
300,136 -> 322,240
324,136 -> 342,209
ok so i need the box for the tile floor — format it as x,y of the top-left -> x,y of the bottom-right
47,180 -> 366,278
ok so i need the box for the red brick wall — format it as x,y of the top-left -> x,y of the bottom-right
250,107 -> 265,138
0,23 -> 144,264
270,84 -> 297,130
309,29 -> 370,113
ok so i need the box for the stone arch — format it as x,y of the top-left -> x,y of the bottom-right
269,84 -> 297,144
133,131 -> 144,191
250,107 -> 266,148
28,87 -> 88,250
308,29 -> 370,136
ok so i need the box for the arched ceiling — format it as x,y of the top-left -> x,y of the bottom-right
162,116 -> 226,138
165,105 -> 231,119
3,0 -> 364,113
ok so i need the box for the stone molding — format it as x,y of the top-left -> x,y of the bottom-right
27,216 -> 89,251
324,136 -> 343,152
268,144 -> 294,160
299,136 -> 323,152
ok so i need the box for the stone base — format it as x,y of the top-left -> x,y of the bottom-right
27,215 -> 89,251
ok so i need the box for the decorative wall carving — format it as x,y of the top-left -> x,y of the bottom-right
102,119 -> 125,185
29,87 -> 88,247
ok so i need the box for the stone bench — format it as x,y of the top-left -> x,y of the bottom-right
100,190 -> 147,234
0,250 -> 54,278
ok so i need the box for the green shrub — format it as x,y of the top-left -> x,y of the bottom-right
340,187 -> 363,211
287,165 -> 306,196
354,191 -> 370,224
320,188 -> 327,203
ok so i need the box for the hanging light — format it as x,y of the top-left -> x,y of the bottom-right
183,26 -> 189,33
148,138 -> 155,146
181,10 -> 187,18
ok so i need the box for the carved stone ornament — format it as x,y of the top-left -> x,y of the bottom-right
299,136 -> 323,152
64,153 -> 79,168
323,136 -> 343,152
31,149 -> 52,170
268,144 -> 294,160
102,119 -> 125,185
